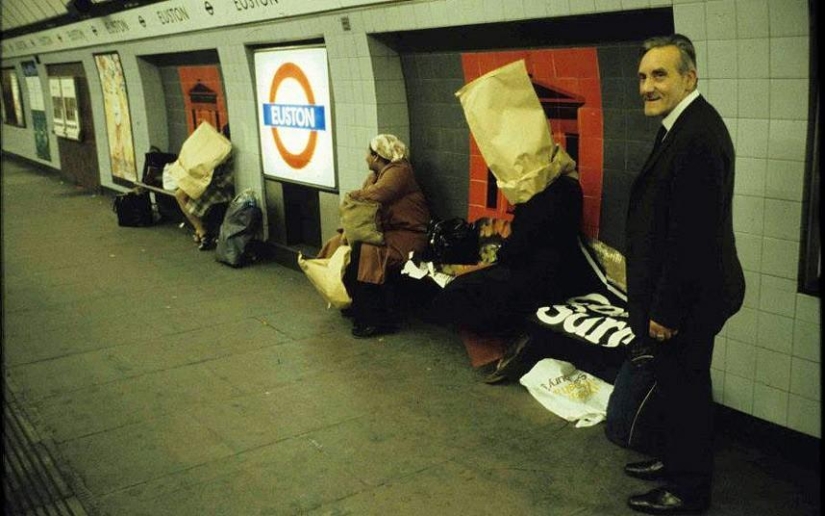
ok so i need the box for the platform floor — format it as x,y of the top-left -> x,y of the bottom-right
1,155 -> 820,515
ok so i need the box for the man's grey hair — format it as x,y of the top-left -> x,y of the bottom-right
642,33 -> 697,75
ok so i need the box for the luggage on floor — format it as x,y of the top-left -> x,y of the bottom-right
113,190 -> 153,227
215,189 -> 262,267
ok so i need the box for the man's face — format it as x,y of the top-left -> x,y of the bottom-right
638,45 -> 696,117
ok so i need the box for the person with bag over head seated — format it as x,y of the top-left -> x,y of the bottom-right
316,134 -> 430,338
173,124 -> 234,251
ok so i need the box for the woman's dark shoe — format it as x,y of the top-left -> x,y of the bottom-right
340,307 -> 355,319
483,334 -> 531,384
627,486 -> 709,514
625,459 -> 667,481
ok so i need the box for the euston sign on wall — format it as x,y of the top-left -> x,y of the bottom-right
255,47 -> 335,189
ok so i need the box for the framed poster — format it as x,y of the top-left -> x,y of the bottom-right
49,77 -> 65,137
1,67 -> 26,127
60,77 -> 81,141
22,60 -> 50,159
254,46 -> 335,189
94,52 -> 137,184
178,65 -> 228,135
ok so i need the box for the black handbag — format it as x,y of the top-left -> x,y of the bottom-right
425,217 -> 479,264
113,190 -> 153,227
141,146 -> 178,188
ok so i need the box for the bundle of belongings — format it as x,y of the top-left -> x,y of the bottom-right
403,60 -> 663,449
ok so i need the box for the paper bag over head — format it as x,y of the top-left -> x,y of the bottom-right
167,121 -> 233,199
455,60 -> 577,205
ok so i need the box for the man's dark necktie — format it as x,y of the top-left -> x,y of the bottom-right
653,126 -> 667,152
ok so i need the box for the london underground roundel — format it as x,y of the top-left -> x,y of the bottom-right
255,47 -> 335,188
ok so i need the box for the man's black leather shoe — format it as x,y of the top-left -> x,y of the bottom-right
628,487 -> 709,514
625,459 -> 667,480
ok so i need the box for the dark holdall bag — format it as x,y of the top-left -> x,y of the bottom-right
425,217 -> 480,264
604,357 -> 666,456
215,189 -> 262,267
113,190 -> 153,227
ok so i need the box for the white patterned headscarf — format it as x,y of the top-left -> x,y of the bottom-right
370,134 -> 409,162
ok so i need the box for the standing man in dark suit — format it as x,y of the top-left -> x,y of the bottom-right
623,34 -> 745,514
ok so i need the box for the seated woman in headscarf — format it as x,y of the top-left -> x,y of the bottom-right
317,134 -> 430,338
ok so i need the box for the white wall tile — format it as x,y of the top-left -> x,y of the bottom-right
760,236 -> 799,279
547,0 -> 572,17
733,194 -> 764,235
735,0 -> 769,38
706,0 -> 737,39
795,294 -> 820,324
711,368 -> 726,402
752,383 -> 789,426
674,2 -> 707,39
726,306 -> 759,343
569,0 -> 596,15
769,37 -> 809,78
726,338 -> 757,378
706,79 -> 738,116
768,0 -> 809,37
758,274 -> 797,317
736,38 -> 770,78
734,232 -> 762,271
737,79 -> 769,118
757,310 -> 794,353
724,373 -> 754,413
793,319 -> 821,362
756,347 -> 791,389
734,157 -> 766,196
712,335 -> 727,369
736,118 -> 768,158
769,79 -> 810,120
764,158 -> 805,201
742,270 -> 761,308
762,198 -> 802,240
787,394 -> 821,438
790,357 -> 821,401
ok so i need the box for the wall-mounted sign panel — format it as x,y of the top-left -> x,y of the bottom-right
60,77 -> 81,141
94,52 -> 138,184
49,77 -> 65,137
1,0 -> 409,59
255,46 -> 335,189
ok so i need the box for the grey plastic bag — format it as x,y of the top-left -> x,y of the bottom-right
215,189 -> 262,267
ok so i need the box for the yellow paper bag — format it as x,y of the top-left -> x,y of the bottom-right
455,60 -> 576,204
167,121 -> 232,199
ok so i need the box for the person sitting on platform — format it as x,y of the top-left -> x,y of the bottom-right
173,124 -> 234,251
316,134 -> 431,338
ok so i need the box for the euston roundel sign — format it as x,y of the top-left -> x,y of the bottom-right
269,62 -> 318,169
256,47 -> 334,188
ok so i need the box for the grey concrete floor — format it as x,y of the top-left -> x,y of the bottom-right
1,156 -> 820,515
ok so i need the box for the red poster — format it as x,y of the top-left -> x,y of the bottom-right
178,66 -> 229,135
461,49 -> 603,238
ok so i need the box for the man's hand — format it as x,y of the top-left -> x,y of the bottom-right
649,320 -> 679,342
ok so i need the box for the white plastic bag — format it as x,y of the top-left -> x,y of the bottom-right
161,163 -> 178,191
519,358 -> 613,428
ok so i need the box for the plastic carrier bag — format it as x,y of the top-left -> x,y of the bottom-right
215,189 -> 262,267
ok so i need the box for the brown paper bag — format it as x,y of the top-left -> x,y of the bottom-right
297,245 -> 353,309
167,121 -> 232,199
455,60 -> 576,204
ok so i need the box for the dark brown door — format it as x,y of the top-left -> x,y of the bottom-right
47,62 -> 100,191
